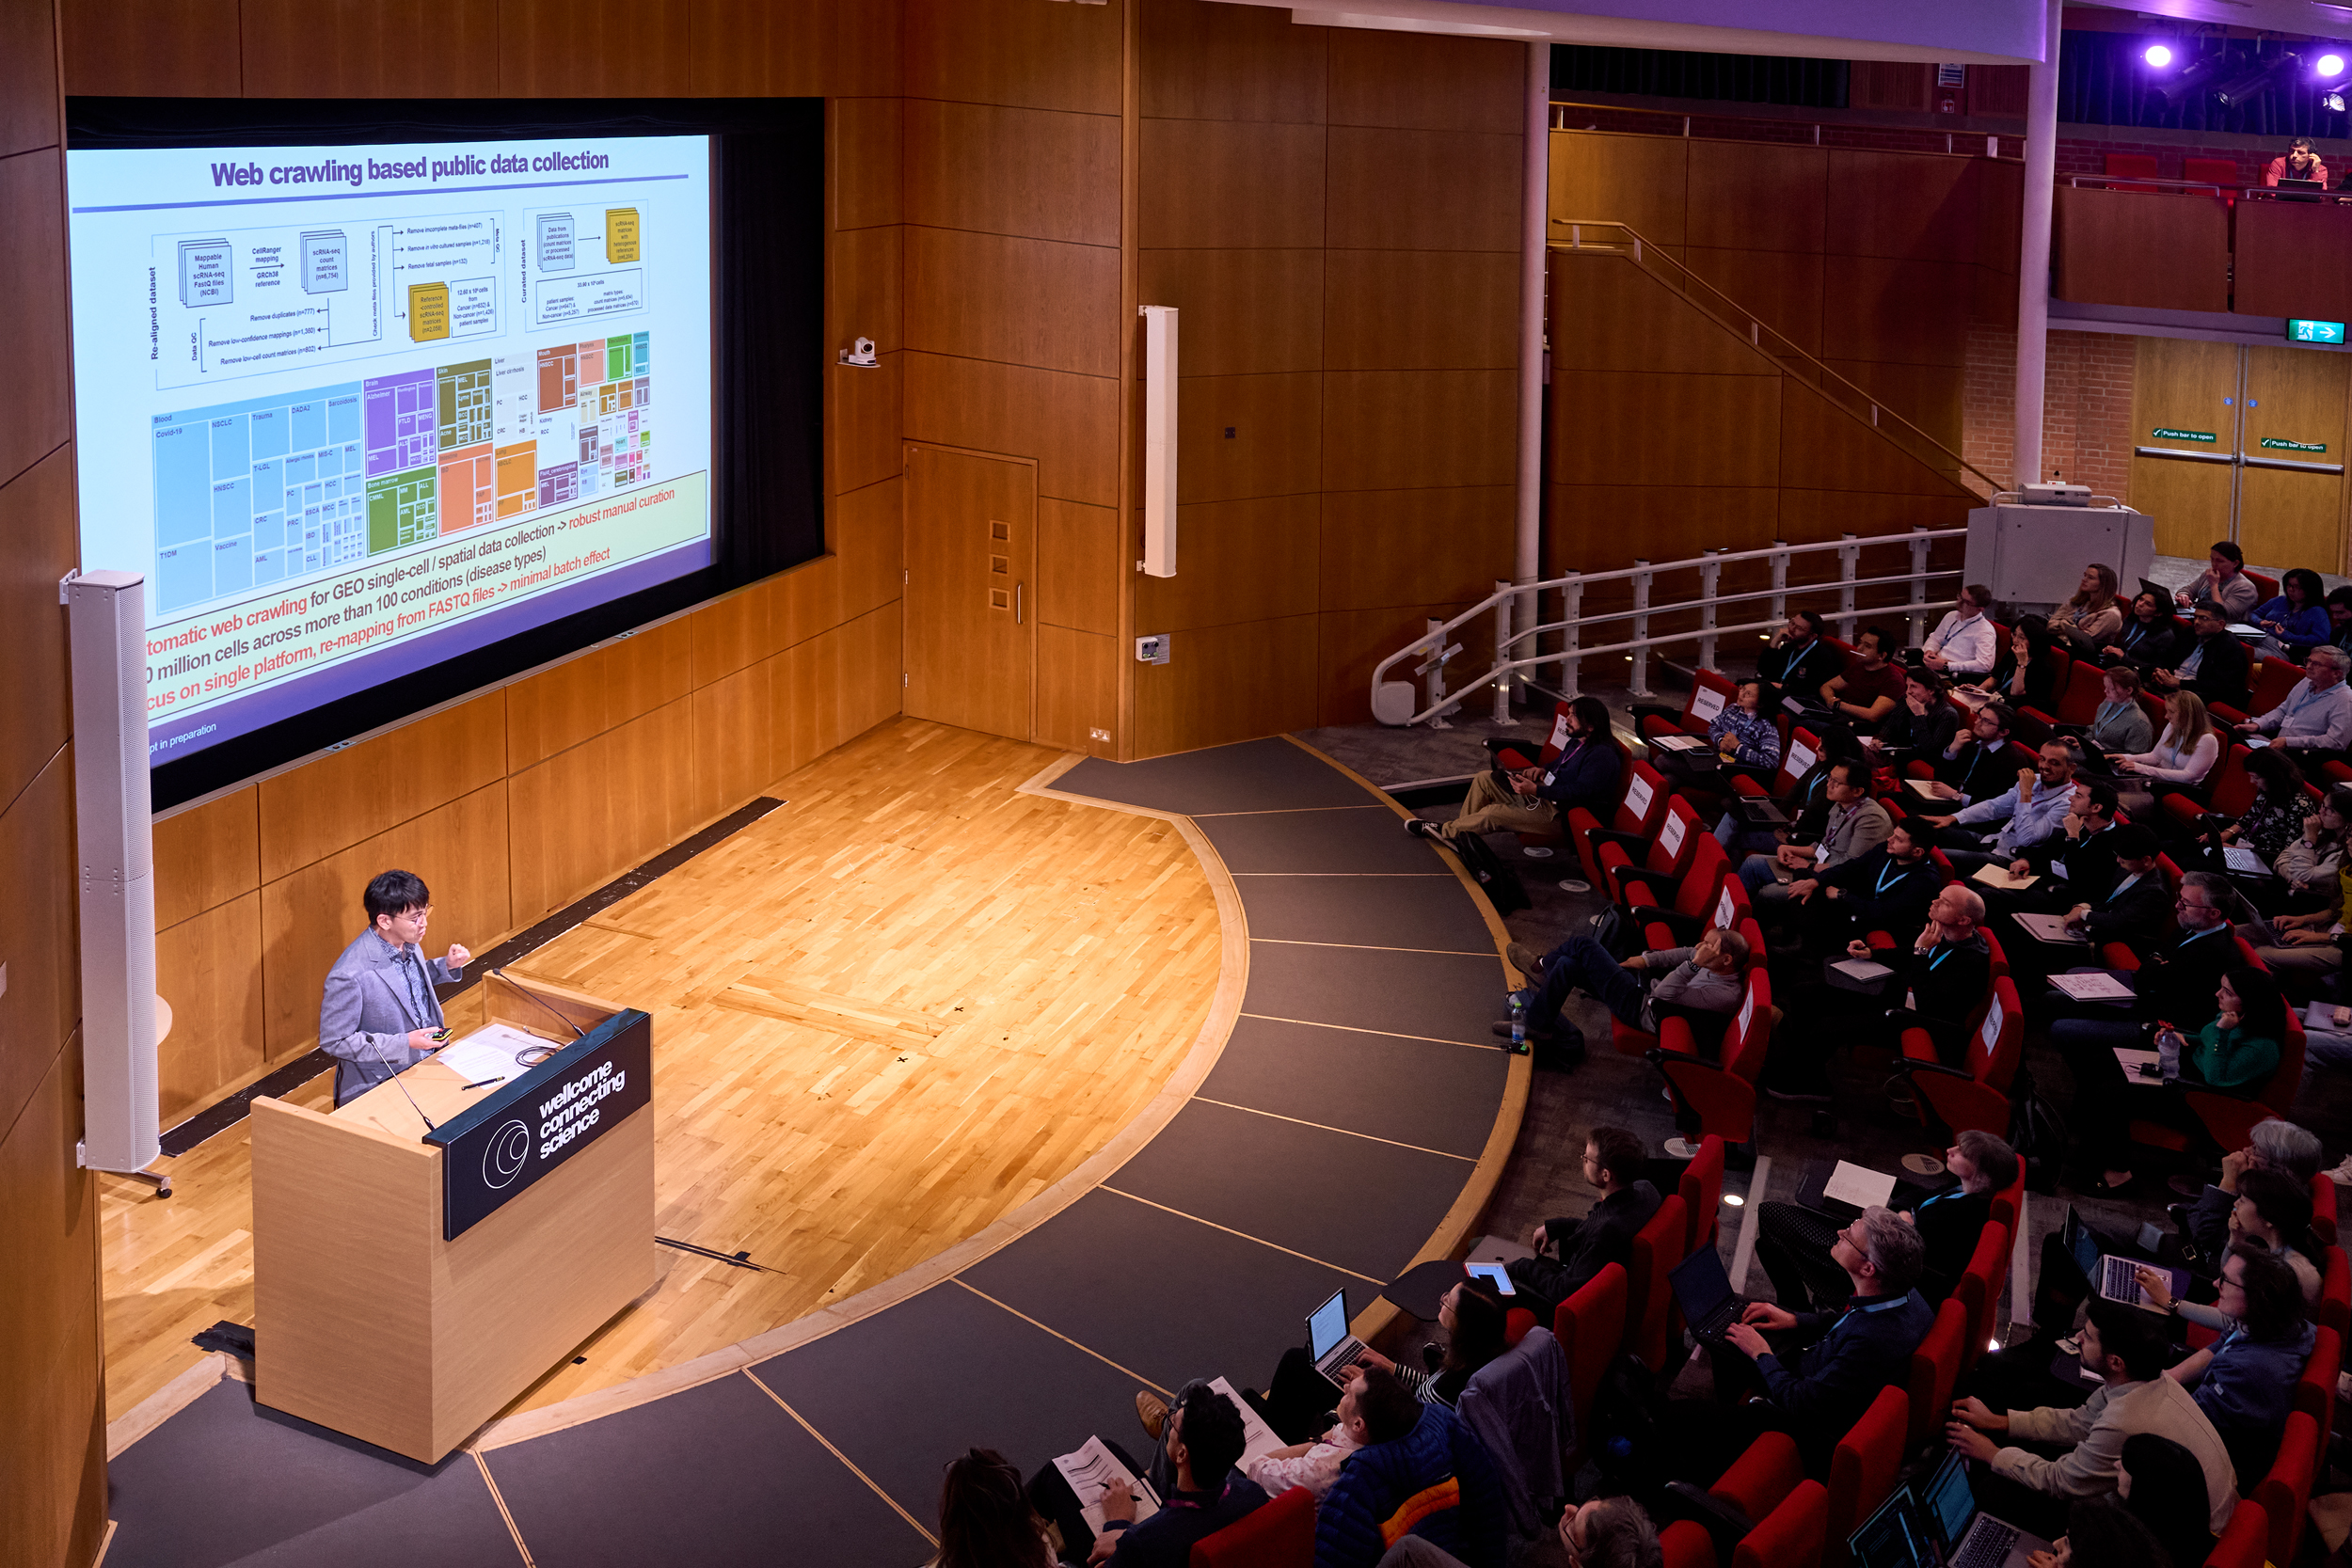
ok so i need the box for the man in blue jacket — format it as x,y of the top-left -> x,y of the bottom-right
1315,1366 -> 1504,1568
1669,1206 -> 1934,1481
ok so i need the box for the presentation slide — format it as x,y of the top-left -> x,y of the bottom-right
66,133 -> 714,765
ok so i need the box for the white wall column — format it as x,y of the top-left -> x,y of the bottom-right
1516,40 -> 1549,657
2013,0 -> 2062,489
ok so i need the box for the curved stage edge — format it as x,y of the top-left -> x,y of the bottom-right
98,735 -> 1528,1568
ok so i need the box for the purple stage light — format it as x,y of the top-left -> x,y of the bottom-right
2143,43 -> 2174,69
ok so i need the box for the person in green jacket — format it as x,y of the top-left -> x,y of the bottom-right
2076,967 -> 2285,1193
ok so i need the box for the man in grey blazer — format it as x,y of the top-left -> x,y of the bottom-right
319,869 -> 472,1107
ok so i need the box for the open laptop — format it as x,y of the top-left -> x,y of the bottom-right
1918,1448 -> 2053,1568
1666,1244 -> 1752,1343
1306,1289 -> 1371,1390
2060,1204 -> 2185,1312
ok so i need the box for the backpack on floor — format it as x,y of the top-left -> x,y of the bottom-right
1588,903 -> 1642,958
1446,831 -> 1531,916
2006,1064 -> 2071,1195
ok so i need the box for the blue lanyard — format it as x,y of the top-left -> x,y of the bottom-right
1876,861 -> 1908,895
1927,946 -> 1955,973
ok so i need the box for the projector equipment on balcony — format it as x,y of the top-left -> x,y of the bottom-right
2020,482 -> 2092,507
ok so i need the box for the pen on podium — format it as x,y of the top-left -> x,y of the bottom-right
461,1076 -> 506,1091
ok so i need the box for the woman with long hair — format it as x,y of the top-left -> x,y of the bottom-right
1346,1277 -> 1508,1408
935,1449 -> 1053,1568
2143,1243 -> 2315,1487
2083,664 -> 2153,759
2106,591 -> 2187,670
2116,689 -> 2218,791
1979,614 -> 2059,713
2254,566 -> 2331,656
2210,744 -> 2308,866
2077,968 -> 2286,1192
2049,562 -> 2123,654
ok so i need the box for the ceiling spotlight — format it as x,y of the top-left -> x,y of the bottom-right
2150,49 -> 2237,108
2144,43 -> 2175,69
2321,53 -> 2348,76
2215,53 -> 2299,108
2327,89 -> 2347,111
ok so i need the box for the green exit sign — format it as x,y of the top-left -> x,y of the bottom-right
2288,318 -> 2347,343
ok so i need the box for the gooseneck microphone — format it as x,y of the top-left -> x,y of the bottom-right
491,968 -> 586,1066
369,1029 -> 439,1133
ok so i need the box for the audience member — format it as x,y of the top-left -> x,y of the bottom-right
2147,603 -> 2249,713
1921,585 -> 1999,677
1315,1366 -> 1503,1568
1973,616 -> 2060,715
1505,1126 -> 1663,1323
2080,665 -> 2153,758
1673,1206 -> 1931,1478
1412,697 -> 1619,847
1713,728 -> 1847,858
1502,927 -> 1747,1053
1090,1382 -> 1268,1566
2236,642 -> 2352,759
939,1449 -> 1054,1568
1739,759 -> 1892,925
2113,690 -> 2219,800
1816,626 -> 1905,744
1756,610 -> 1842,712
2326,585 -> 2352,653
1797,817 -> 1940,958
2104,592 -> 2188,673
2039,824 -> 2169,952
2151,1166 -> 2322,1312
1767,883 -> 1989,1101
1755,1132 -> 2018,1313
2174,543 -> 2260,624
2038,1493 -> 2180,1568
2242,832 -> 2345,990
1705,678 -> 1780,773
1864,666 -> 1959,766
2043,873 -> 2238,1085
2268,784 -> 2352,911
2113,1434 -> 2214,1568
2179,1117 -> 2326,1261
1916,738 -> 2081,872
2048,563 -> 2125,655
1996,781 -> 2124,915
1555,1497 -> 1662,1568
1917,702 -> 2023,807
1240,1379 -> 1367,1502
2153,1241 -> 2315,1485
1348,1280 -> 1509,1411
2200,746 -> 2309,875
1945,1299 -> 2235,1539
2265,135 -> 2331,187
2252,566 -> 2331,655
2068,967 -> 2286,1194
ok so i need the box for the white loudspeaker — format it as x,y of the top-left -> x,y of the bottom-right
68,570 -> 161,1180
1139,306 -> 1178,578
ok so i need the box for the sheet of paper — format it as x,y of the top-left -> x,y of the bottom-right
2244,736 -> 2271,750
2222,845 -> 2268,874
1829,958 -> 1892,984
1054,1436 -> 1159,1539
432,1037 -> 527,1085
1210,1378 -> 1288,1471
1822,1161 -> 1899,1210
2051,972 -> 2135,1001
1972,863 -> 2036,890
2113,1047 -> 2165,1081
1904,779 -> 1946,798
2014,912 -> 2090,945
1651,733 -> 1706,752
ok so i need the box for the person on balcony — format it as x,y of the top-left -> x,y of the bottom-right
2265,136 -> 2331,187
1921,584 -> 1998,677
2173,544 -> 2260,624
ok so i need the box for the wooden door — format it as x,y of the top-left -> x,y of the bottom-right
2239,344 -> 2350,574
2130,336 -> 2240,558
903,444 -> 1035,740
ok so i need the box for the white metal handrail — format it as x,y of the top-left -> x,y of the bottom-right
1372,526 -> 1968,728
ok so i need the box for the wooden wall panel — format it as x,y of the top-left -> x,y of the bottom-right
0,150 -> 70,491
830,0 -> 900,99
0,752 -> 75,1149
1136,494 -> 1319,631
1327,129 -> 1519,252
0,451 -> 73,813
242,0 -> 498,96
1550,132 -> 1689,247
1822,358 -> 1964,451
61,0 -> 238,94
156,893 -> 263,1123
496,0 -> 690,96
1176,372 -> 1322,504
1548,371 -> 1781,489
1139,119 -> 1327,249
830,477 -> 905,627
0,0 -> 57,159
509,698 -> 694,924
1819,255 -> 1973,368
831,354 -> 904,497
1321,486 -> 1514,612
828,601 -> 906,756
1780,488 -> 1974,543
260,783 -> 511,1060
689,659 -> 771,826
0,1045 -> 103,1568
153,787 -> 259,930
1327,27 -> 1521,133
1685,143 -> 1826,255
1039,498 -> 1120,636
904,100 -> 1120,246
1135,249 -> 1325,378
903,354 -> 1119,506
1140,0 -> 1326,124
902,229 -> 1119,377
1323,251 -> 1518,372
1976,162 -> 2024,280
1550,254 -> 1767,376
1824,150 -> 1979,261
831,223 -> 903,356
686,0 -> 831,97
904,0 -> 1120,114
1324,371 -> 1517,491
1136,613 -> 1318,754
2053,187 -> 2230,313
257,694 -> 506,883
689,573 -> 776,690
2233,201 -> 2352,324
508,614 -> 692,771
1679,247 -> 1824,356
1778,383 -> 1967,499
1036,625 -> 1116,756
1316,603 -> 1477,727
834,97 -> 904,231
1549,484 -> 1782,575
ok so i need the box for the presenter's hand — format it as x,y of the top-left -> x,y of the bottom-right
405,1029 -> 441,1053
444,942 -> 471,969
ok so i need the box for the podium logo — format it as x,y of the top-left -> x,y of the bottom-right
484,1119 -> 532,1189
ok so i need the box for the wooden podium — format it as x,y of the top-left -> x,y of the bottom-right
249,974 -> 655,1463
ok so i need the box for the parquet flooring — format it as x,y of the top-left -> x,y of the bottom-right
98,719 -> 1223,1425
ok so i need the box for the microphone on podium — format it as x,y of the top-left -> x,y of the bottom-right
491,969 -> 586,1066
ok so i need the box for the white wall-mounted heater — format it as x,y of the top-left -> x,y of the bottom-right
67,570 -> 165,1194
1139,305 -> 1178,578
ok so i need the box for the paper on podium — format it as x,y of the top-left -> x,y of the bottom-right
430,1022 -> 553,1084
1822,1161 -> 1899,1210
1211,1377 -> 1287,1470
1055,1436 -> 1159,1538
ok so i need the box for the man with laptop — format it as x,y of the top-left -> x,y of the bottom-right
1665,1206 -> 1933,1479
2265,135 -> 2331,189
1946,1298 -> 2237,1540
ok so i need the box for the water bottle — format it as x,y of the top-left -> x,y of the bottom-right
2157,1027 -> 2182,1081
1509,991 -> 1528,1053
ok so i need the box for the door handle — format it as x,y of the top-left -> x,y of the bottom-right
1015,582 -> 1024,625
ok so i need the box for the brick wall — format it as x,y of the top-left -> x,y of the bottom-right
1963,325 -> 2137,498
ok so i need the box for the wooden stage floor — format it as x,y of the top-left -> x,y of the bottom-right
97,718 -> 1225,1425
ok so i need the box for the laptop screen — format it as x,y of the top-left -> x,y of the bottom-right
1920,1449 -> 1978,1552
1848,1485 -> 1929,1568
1307,1291 -> 1350,1358
1668,1245 -> 1736,1324
2062,1205 -> 2102,1278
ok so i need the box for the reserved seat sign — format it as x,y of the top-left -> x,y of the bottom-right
427,1009 -> 653,1239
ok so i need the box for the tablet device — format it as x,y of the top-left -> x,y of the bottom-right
1466,1262 -> 1515,1295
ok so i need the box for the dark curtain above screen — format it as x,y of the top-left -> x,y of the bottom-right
2059,30 -> 2352,138
1553,46 -> 1850,109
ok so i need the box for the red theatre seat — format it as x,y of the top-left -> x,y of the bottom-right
1628,1195 -> 1690,1370
1680,1134 -> 1726,1255
1555,1261 -> 1628,1469
1825,1386 -> 1909,1568
1734,1481 -> 1829,1568
1189,1483 -> 1314,1568
1711,1430 -> 1805,1522
1906,1299 -> 1969,1449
